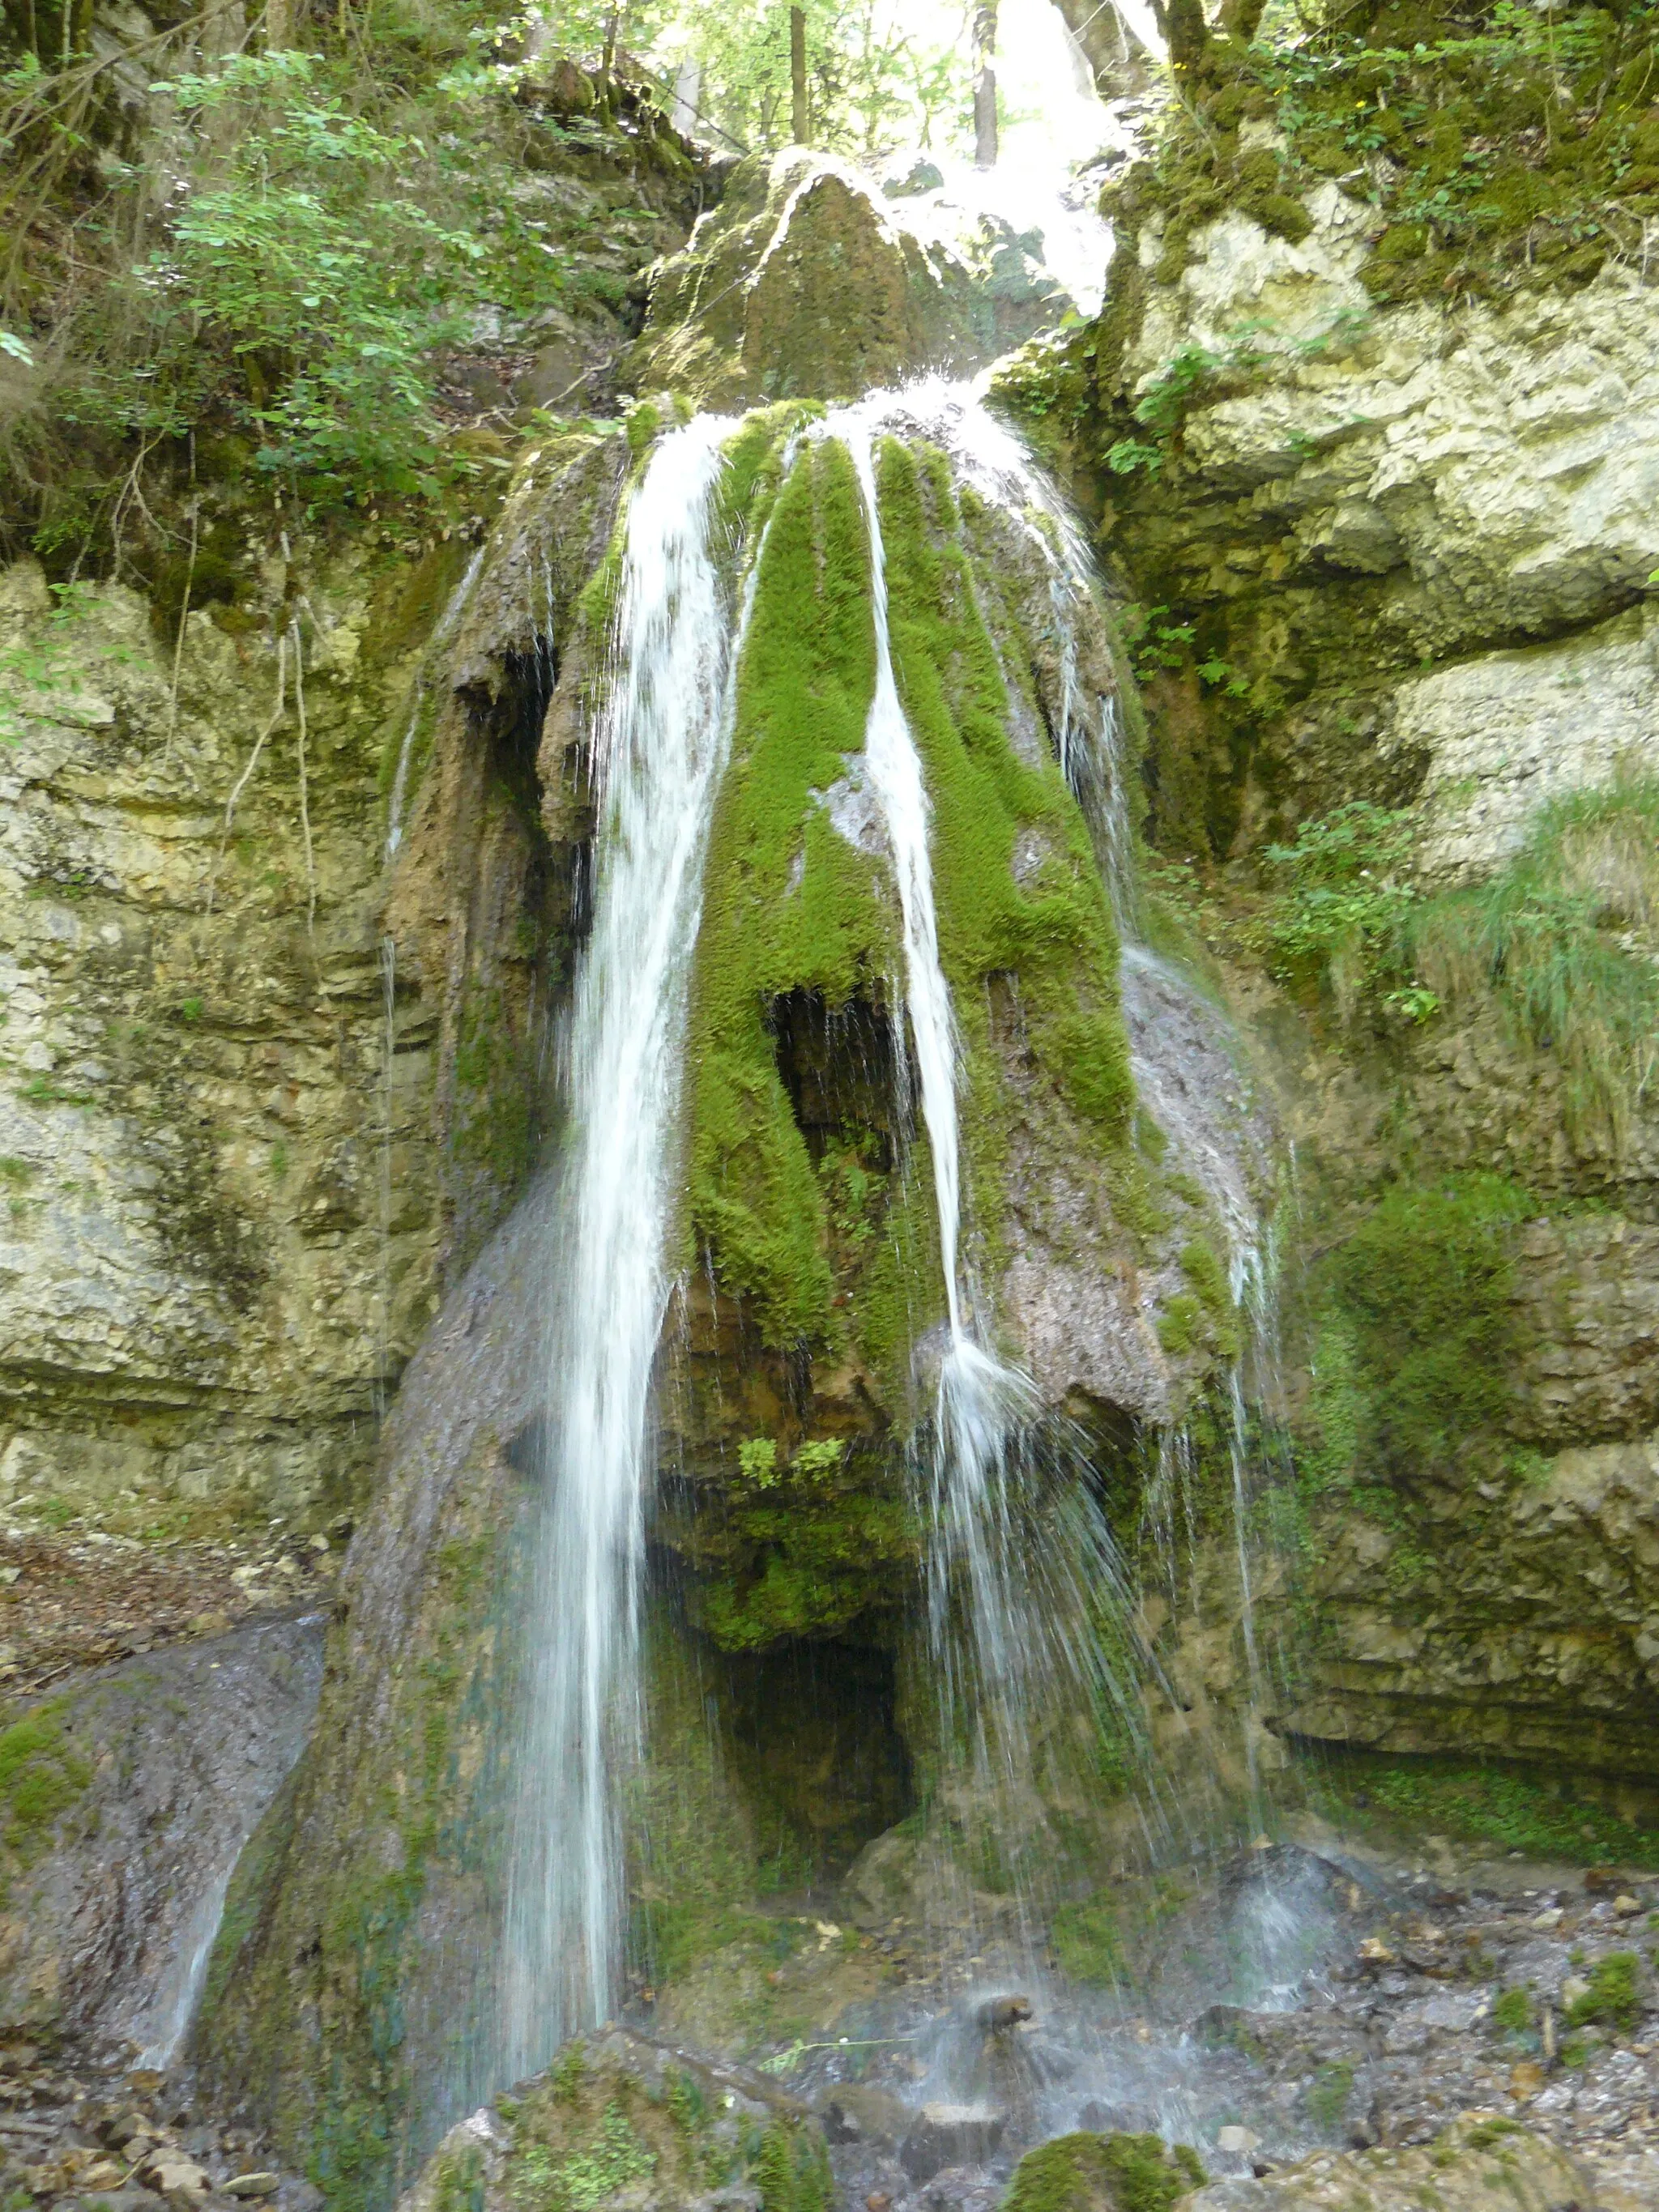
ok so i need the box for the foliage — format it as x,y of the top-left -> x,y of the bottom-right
0,578 -> 133,742
1491,1986 -> 1531,2035
1252,801 -> 1423,1017
37,50 -> 539,502
1303,2061 -> 1354,2133
1405,777 -> 1659,1149
739,1438 -> 781,1485
1106,0 -> 1659,308
511,2107 -> 655,2212
1313,1756 -> 1659,1869
1251,780 -> 1659,1147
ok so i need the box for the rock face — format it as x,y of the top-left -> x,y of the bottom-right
629,151 -> 1068,407
998,131 -> 1659,1800
0,1610 -> 322,2054
1175,2117 -> 1595,2211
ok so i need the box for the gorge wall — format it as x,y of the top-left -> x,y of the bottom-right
3,32 -> 1659,2212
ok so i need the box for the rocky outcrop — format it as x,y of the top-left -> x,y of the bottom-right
396,2027 -> 827,2212
1175,2120 -> 1597,2212
0,1610 -> 322,2056
629,151 -> 1071,408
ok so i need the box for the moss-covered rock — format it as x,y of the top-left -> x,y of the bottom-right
626,151 -> 1006,409
1003,2130 -> 1205,2212
396,2027 -> 830,2212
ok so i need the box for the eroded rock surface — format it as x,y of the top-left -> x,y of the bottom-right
0,1611 -> 322,2055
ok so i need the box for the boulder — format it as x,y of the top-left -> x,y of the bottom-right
1003,2132 -> 1207,2212
625,150 -> 995,407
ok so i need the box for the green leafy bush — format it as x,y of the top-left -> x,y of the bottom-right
1253,801 -> 1421,1016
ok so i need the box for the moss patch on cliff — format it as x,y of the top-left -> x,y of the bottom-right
1311,1754 -> 1659,1869
879,435 -> 1132,1195
684,427 -> 1132,1382
1093,2 -> 1659,315
1302,1170 -> 1533,1486
0,1703 -> 91,1901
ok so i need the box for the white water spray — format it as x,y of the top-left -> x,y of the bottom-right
501,413 -> 740,2082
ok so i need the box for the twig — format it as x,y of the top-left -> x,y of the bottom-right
161,497 -> 198,769
289,613 -> 316,941
207,628 -> 287,912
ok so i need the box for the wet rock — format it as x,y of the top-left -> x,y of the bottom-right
0,1613 -> 323,2052
909,2164 -> 1000,2212
976,1994 -> 1033,2031
898,2106 -> 1006,2184
1175,2116 -> 1594,2210
819,2086 -> 911,2149
224,2176 -> 280,2198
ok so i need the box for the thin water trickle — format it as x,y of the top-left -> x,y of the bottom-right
385,546 -> 484,862
821,391 -> 1149,1933
377,932 -> 397,1423
499,414 -> 744,2084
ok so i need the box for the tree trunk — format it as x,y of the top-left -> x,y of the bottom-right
790,6 -> 808,143
972,0 -> 997,166
1150,0 -> 1210,77
1218,0 -> 1268,43
1047,0 -> 1154,100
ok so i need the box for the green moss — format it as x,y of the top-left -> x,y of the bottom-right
683,428 -> 1132,1389
690,1487 -> 917,1650
1155,1295 -> 1202,1356
880,437 -> 1131,1176
0,1703 -> 92,1891
1003,2131 -> 1205,2212
1316,1172 -> 1534,1481
1311,1756 -> 1659,1870
684,434 -> 885,1349
1491,1988 -> 1531,2035
1566,1952 -> 1640,2034
1049,1894 -> 1128,1985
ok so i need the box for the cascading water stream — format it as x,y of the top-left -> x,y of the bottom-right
500,412 -> 742,2084
821,394 -> 1152,1924
828,405 -> 1046,1796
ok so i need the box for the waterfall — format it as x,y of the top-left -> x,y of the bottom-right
500,412 -> 741,2082
823,393 -> 1144,1907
